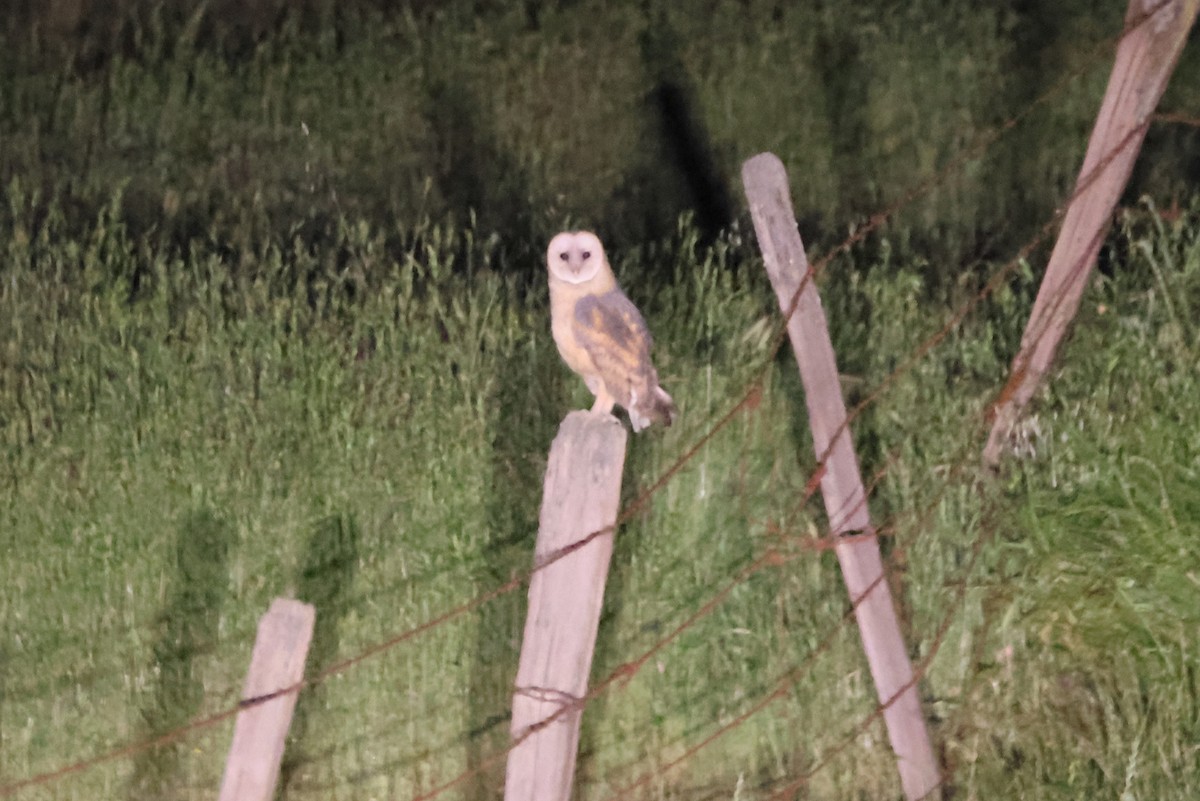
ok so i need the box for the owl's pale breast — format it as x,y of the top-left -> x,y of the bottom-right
549,279 -> 599,375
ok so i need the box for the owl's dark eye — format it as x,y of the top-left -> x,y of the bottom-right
581,251 -> 591,260
559,252 -> 568,261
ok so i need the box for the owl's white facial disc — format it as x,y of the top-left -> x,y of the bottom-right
548,231 -> 605,284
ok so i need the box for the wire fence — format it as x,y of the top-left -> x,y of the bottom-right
1,2 -> 1191,798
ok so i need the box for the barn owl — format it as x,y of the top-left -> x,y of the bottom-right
547,231 -> 677,432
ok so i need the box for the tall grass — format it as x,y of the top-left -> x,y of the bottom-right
2,177 -> 1198,798
4,0 -> 1199,276
2,6 -> 1199,797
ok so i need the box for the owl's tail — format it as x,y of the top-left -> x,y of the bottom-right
629,384 -> 678,433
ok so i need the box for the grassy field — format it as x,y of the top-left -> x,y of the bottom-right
2,2 -> 1200,798
2,177 -> 1199,799
4,0 -> 1200,272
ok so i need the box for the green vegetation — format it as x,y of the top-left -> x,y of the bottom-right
2,2 -> 1199,799
2,184 -> 1198,798
3,0 -> 1199,271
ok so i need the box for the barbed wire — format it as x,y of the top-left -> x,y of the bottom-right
598,65 -> 1173,799
1154,111 -> 1200,127
402,110 -> 1159,801
610,396 -> 1006,798
401,4 -> 1177,791
761,470 -> 1007,801
0,1 -> 1181,796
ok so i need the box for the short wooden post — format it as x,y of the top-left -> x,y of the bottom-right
504,411 -> 628,801
743,153 -> 942,800
983,0 -> 1198,466
217,597 -> 315,801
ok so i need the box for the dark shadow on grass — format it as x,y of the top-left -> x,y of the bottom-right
813,18 -> 871,220
640,9 -> 734,244
603,2 -> 734,255
127,506 -> 232,801
277,511 -> 361,799
419,43 -> 544,281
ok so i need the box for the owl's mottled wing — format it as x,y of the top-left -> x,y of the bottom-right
572,290 -> 655,406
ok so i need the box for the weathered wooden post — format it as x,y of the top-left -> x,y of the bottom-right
983,0 -> 1198,466
504,411 -> 628,801
217,597 -> 315,801
742,153 -> 942,800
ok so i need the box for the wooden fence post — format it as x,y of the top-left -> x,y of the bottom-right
217,597 -> 315,801
504,411 -> 628,801
742,153 -> 942,801
983,0 -> 1198,466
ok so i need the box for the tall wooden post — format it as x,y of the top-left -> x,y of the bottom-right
504,411 -> 628,801
984,0 -> 1198,466
217,597 -> 315,801
743,153 -> 942,800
